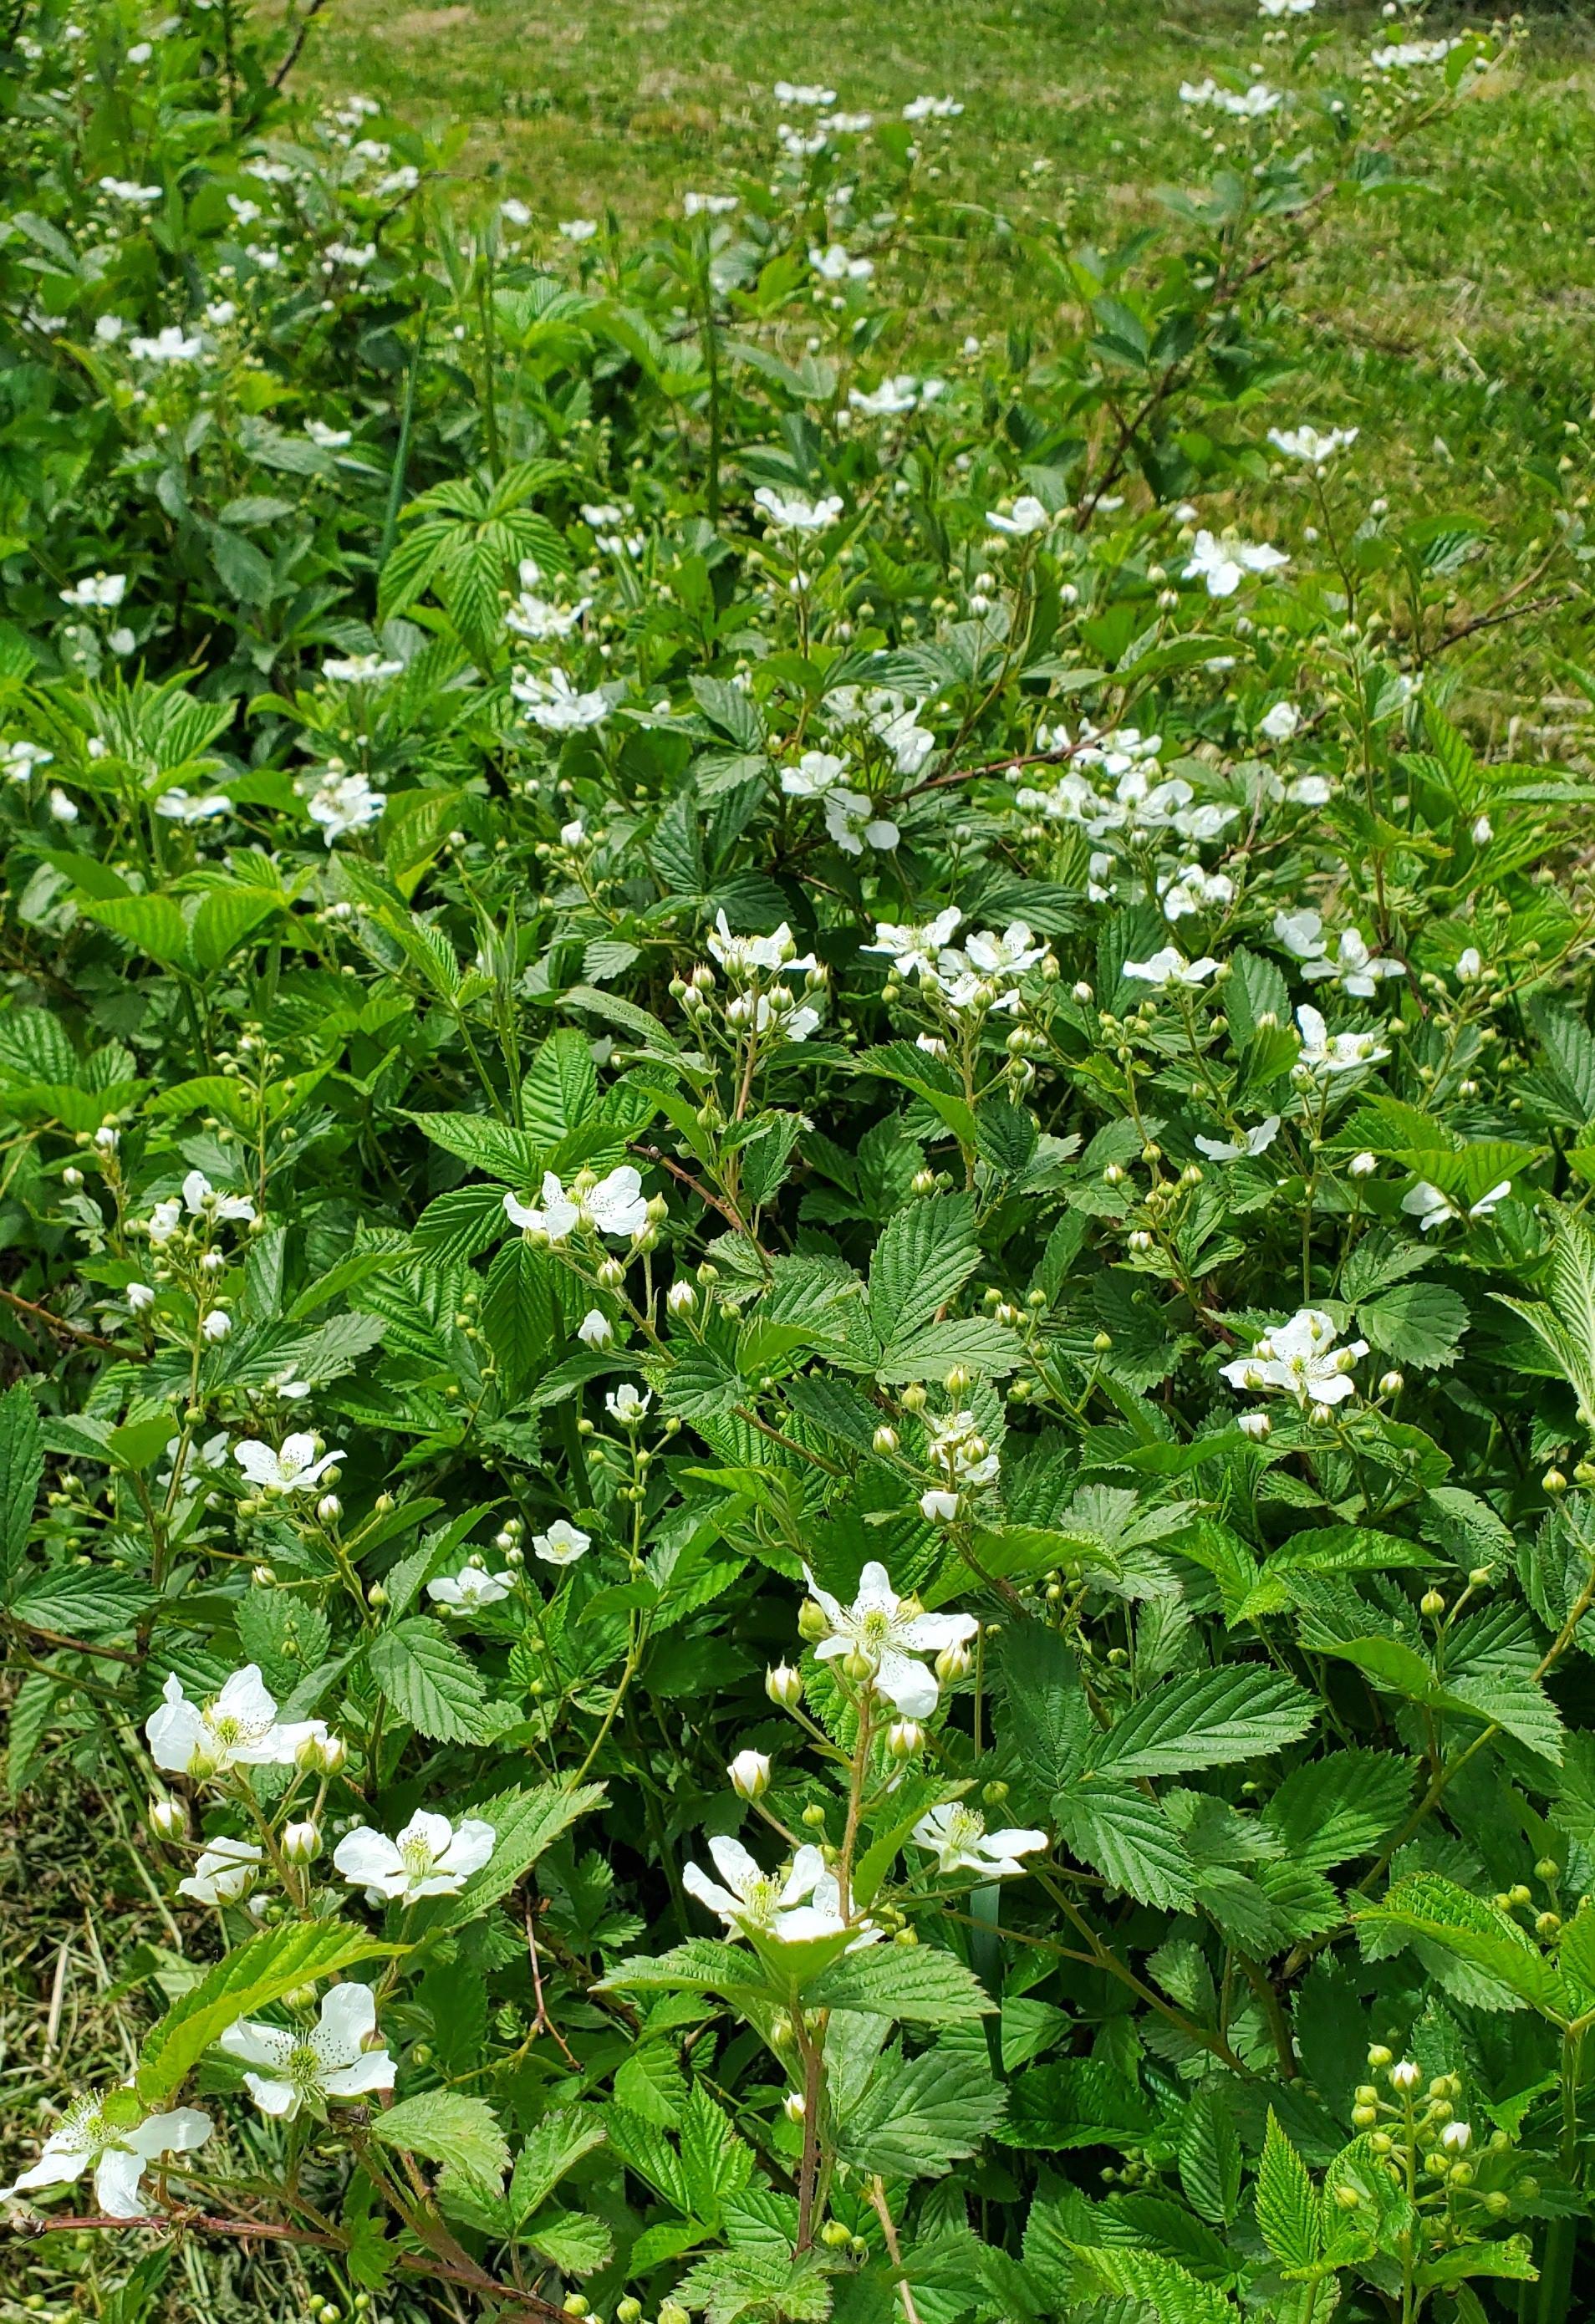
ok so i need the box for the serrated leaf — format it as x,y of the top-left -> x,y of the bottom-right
1085,1665 -> 1316,1780
1262,1750 -> 1416,1872
867,1193 -> 979,1350
424,1782 -> 604,1933
836,2041 -> 1004,2179
1353,1874 -> 1568,2021
373,2090 -> 510,2184
368,1617 -> 490,1741
1256,2109 -> 1320,2272
808,1944 -> 994,2024
1053,1780 -> 1194,1910
0,1384 -> 44,1588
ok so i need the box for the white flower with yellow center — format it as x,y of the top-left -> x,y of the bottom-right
803,1561 -> 977,1718
219,1984 -> 395,2119
913,1803 -> 1048,1878
332,1809 -> 496,1902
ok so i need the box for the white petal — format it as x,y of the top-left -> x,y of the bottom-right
682,1863 -> 739,1919
398,1809 -> 456,1860
218,2017 -> 295,2069
128,2107 -> 212,2160
145,1696 -> 206,1774
93,2148 -> 151,2219
874,1649 -> 938,1719
313,1981 -> 376,2066
442,1818 -> 496,1878
706,1834 -> 762,1897
333,1827 -> 403,1885
323,2047 -> 395,2099
242,2072 -> 300,2118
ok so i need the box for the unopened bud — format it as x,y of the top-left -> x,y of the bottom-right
872,1424 -> 899,1455
149,1797 -> 188,1841
888,1719 -> 925,1760
283,1819 -> 322,1864
935,1640 -> 971,1684
766,1662 -> 803,1709
728,1749 -> 771,1801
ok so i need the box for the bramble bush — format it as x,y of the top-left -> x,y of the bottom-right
3,4 -> 1595,2323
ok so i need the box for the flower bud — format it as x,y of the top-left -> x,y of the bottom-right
63,1165 -> 84,1188
820,2219 -> 850,2247
1543,1468 -> 1567,1496
1420,1589 -> 1446,1618
728,1748 -> 771,1801
1348,1151 -> 1378,1179
872,1424 -> 899,1455
1389,2060 -> 1421,2093
1368,2044 -> 1394,2069
766,1662 -> 803,1710
283,1819 -> 322,1864
597,1257 -> 626,1290
901,1383 -> 928,1413
798,1598 -> 828,1642
1238,1411 -> 1271,1440
888,1719 -> 925,1760
783,2090 -> 807,2123
149,1797 -> 188,1841
943,1365 -> 969,1396
841,1646 -> 876,1683
1378,1372 -> 1404,1398
666,1280 -> 696,1316
297,1730 -> 347,1776
935,1640 -> 971,1684
317,1493 -> 341,1521
201,1309 -> 232,1342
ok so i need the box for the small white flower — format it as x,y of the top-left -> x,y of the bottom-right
201,1310 -> 232,1342
233,1433 -> 344,1494
1267,424 -> 1358,468
504,1164 -> 649,1244
146,1666 -> 327,1776
1401,1179 -> 1510,1233
333,1810 -> 496,1903
61,571 -> 128,610
1220,1307 -> 1367,1408
155,787 -> 232,823
1455,946 -> 1483,981
0,2094 -> 211,2219
1389,2059 -> 1422,2093
706,915 -> 815,977
605,1383 -> 651,1426
920,1488 -> 961,1524
1295,1002 -> 1389,1078
322,653 -> 402,685
684,1835 -> 844,1943
577,1308 -> 614,1348
1259,701 -> 1300,742
558,217 -> 599,241
126,1282 -> 156,1313
532,1519 -> 591,1567
804,1561 -> 976,1718
305,419 -> 353,449
512,667 -> 610,731
426,1566 -> 513,1611
1195,1116 -> 1281,1163
1123,946 -> 1220,991
1184,528 -> 1288,597
808,242 -> 873,282
176,1835 -> 262,1904
1471,814 -> 1493,845
753,486 -> 843,533
864,906 -> 962,981
781,748 -> 848,798
823,787 -> 899,854
986,494 -> 1049,538
305,769 -> 384,842
220,1983 -> 395,2119
180,1169 -> 256,1225
128,326 -> 203,365
773,79 -> 836,105
48,787 -> 79,823
683,191 -> 739,217
913,1802 -> 1047,1878
728,1748 -> 772,1800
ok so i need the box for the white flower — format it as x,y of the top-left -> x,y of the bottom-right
864,907 -> 962,981
986,494 -> 1050,537
964,922 -> 1048,979
1470,814 -> 1492,845
322,653 -> 402,685
1275,911 -> 1404,998
1455,946 -> 1483,981
808,242 -> 873,281
773,79 -> 836,105
61,571 -> 128,610
100,176 -> 163,204
803,1561 -> 977,1718
903,92 -> 964,120
605,1383 -> 651,1425
512,667 -> 611,731
848,375 -> 924,417
1371,38 -> 1459,69
919,1488 -> 961,1523
707,914 -> 814,977
781,749 -> 848,798
501,197 -> 532,225
201,1309 -> 232,1342
126,1282 -> 155,1313
179,1169 -> 255,1225
155,787 -> 232,823
683,191 -> 739,217
332,1810 -> 496,1903
233,1433 -> 344,1495
1178,76 -> 1282,116
306,769 -> 384,843
1195,1116 -> 1281,1163
558,217 -> 599,241
3,737 -> 53,782
324,241 -> 377,270
48,787 -> 79,823
1401,1179 -> 1510,1234
1161,864 -> 1233,921
128,326 -> 202,365
533,1519 -> 591,1567
913,1802 -> 1047,1878
220,1983 -> 395,2119
1258,0 -> 1313,14
505,572 -> 592,642
753,486 -> 843,533
1123,946 -> 1220,991
1220,1307 -> 1368,1408
426,1565 -> 512,1611
146,1665 -> 328,1776
503,1164 -> 649,1244
176,1835 -> 262,1904
305,419 -> 353,448
684,1836 -> 846,1943
757,993 -> 822,1042
577,1308 -> 614,1348
728,1748 -> 772,1800
824,787 -> 899,854
1295,1002 -> 1389,1077
1184,529 -> 1289,597
1267,424 -> 1358,468
1259,701 -> 1301,742
0,2095 -> 211,2220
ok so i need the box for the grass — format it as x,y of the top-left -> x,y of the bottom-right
291,0 -> 1595,729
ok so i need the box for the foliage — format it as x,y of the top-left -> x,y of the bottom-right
3,4 -> 1595,2324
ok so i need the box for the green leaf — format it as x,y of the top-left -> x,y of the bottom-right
835,2041 -> 1005,2179
808,1944 -> 995,2024
372,2090 -> 510,2185
1353,1874 -> 1568,2021
521,1028 -> 599,1145
1358,1282 -> 1469,1370
876,1314 -> 1022,1383
136,1924 -> 399,2103
368,1617 -> 490,1741
1053,1779 -> 1194,1910
1261,1750 -> 1416,1872
404,1112 -> 545,1185
1085,1665 -> 1316,1780
999,1622 -> 1089,1791
867,1193 -> 979,1351
1072,2245 -> 1241,2323
1255,2109 -> 1320,2274
0,1384 -> 43,1588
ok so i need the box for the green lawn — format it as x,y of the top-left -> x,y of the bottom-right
298,0 -> 1595,726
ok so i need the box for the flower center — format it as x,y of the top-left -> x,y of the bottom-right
945,1807 -> 982,1850
288,2042 -> 324,2092
857,1609 -> 893,1653
400,1837 -> 437,1880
